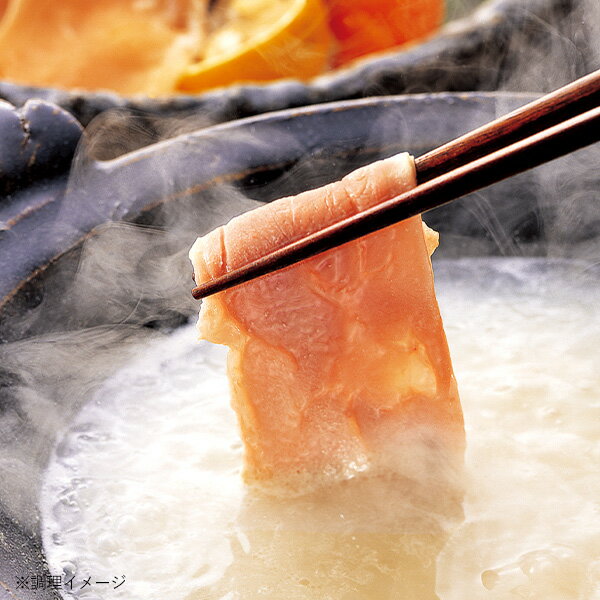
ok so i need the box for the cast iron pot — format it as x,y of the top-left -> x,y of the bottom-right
0,93 -> 598,599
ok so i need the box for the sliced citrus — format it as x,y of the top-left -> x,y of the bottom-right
325,0 -> 445,67
176,0 -> 332,93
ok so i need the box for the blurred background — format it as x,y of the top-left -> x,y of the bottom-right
0,0 -> 597,123
0,0 -> 485,96
0,0 -> 597,165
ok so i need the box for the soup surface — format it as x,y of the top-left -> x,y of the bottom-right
41,258 -> 600,599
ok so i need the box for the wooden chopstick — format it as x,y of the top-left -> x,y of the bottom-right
415,69 -> 600,182
192,73 -> 600,300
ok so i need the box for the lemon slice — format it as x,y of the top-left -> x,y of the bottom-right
177,0 -> 332,93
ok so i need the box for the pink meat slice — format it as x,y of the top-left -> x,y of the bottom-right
190,153 -> 465,491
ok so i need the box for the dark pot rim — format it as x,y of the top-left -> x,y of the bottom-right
0,91 -> 541,324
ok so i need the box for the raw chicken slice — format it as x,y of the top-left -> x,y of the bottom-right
189,153 -> 464,493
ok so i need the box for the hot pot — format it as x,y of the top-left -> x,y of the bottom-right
0,92 -> 598,599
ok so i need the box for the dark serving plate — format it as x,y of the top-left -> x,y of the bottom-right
0,92 -> 598,599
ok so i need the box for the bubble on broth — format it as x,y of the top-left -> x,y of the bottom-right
39,257 -> 600,599
434,258 -> 600,600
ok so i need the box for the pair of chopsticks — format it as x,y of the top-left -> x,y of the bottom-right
192,69 -> 600,300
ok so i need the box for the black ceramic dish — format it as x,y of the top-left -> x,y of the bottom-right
0,93 -> 598,599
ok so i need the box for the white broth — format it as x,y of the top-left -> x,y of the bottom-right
41,258 -> 600,599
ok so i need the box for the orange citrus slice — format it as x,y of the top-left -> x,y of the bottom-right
324,0 -> 444,67
176,0 -> 332,93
